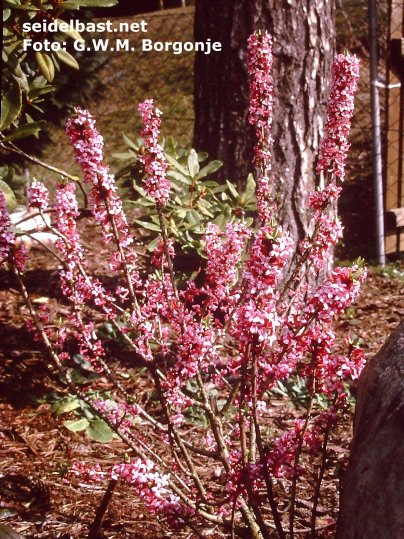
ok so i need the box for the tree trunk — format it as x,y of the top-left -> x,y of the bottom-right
337,320 -> 404,538
193,0 -> 336,249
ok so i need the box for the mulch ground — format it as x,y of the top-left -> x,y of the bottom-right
1,226 -> 403,538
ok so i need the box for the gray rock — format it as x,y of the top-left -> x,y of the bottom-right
337,320 -> 404,538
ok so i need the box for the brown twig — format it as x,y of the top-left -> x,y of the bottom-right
289,363 -> 317,539
310,416 -> 333,537
87,479 -> 118,539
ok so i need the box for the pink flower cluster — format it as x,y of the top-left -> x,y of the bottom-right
316,54 -> 360,181
232,224 -> 294,347
52,181 -> 115,366
27,181 -> 50,212
54,182 -> 82,263
205,221 -> 250,304
247,31 -> 273,136
66,108 -> 133,252
0,191 -> 28,272
247,31 -> 275,221
308,184 -> 342,212
307,265 -> 366,322
70,459 -> 184,525
138,99 -> 171,206
300,213 -> 344,270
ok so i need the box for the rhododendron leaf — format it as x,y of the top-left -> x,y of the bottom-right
165,154 -> 189,177
4,3 -> 40,10
196,160 -> 222,180
133,219 -> 161,232
196,202 -> 214,218
61,0 -> 117,8
226,180 -> 240,200
167,170 -> 192,185
0,180 -> 17,209
241,173 -> 256,203
112,151 -> 136,159
87,419 -> 114,442
55,49 -> 79,70
174,208 -> 187,218
1,79 -> 21,130
146,236 -> 159,251
213,204 -> 232,227
64,418 -> 90,432
28,85 -> 55,102
187,149 -> 199,177
1,121 -> 46,143
197,151 -> 208,162
131,184 -> 150,199
186,209 -> 202,225
55,18 -> 83,41
200,181 -> 220,189
35,52 -> 54,82
121,132 -> 140,151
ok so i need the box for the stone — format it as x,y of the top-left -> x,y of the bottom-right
337,320 -> 404,538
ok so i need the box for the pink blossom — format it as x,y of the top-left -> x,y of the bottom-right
308,184 -> 342,211
317,54 -> 360,181
247,31 -> 275,221
300,213 -> 344,269
0,190 -> 28,271
27,181 -> 49,212
138,100 -> 171,206
247,31 -> 273,135
66,108 -> 134,251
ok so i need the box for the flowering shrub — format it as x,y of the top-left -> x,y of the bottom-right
0,31 -> 365,539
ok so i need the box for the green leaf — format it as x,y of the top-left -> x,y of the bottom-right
187,149 -> 199,178
146,236 -> 159,252
1,79 -> 22,130
35,52 -> 55,82
4,2 -> 40,10
52,398 -> 81,415
133,219 -> 161,232
167,170 -> 192,185
121,132 -> 140,151
87,419 -> 114,443
213,204 -> 232,227
64,418 -> 90,432
1,121 -> 46,142
186,209 -> 201,225
54,48 -> 79,70
196,160 -> 222,180
165,154 -> 189,177
241,173 -> 256,204
226,180 -> 240,200
0,180 -> 17,209
61,0 -> 117,8
111,151 -> 136,159
197,151 -> 209,162
55,18 -> 83,41
196,201 -> 214,218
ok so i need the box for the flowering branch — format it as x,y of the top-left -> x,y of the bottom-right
0,34 -> 365,538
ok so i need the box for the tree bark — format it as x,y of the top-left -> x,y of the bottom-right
193,0 -> 336,249
337,320 -> 404,538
